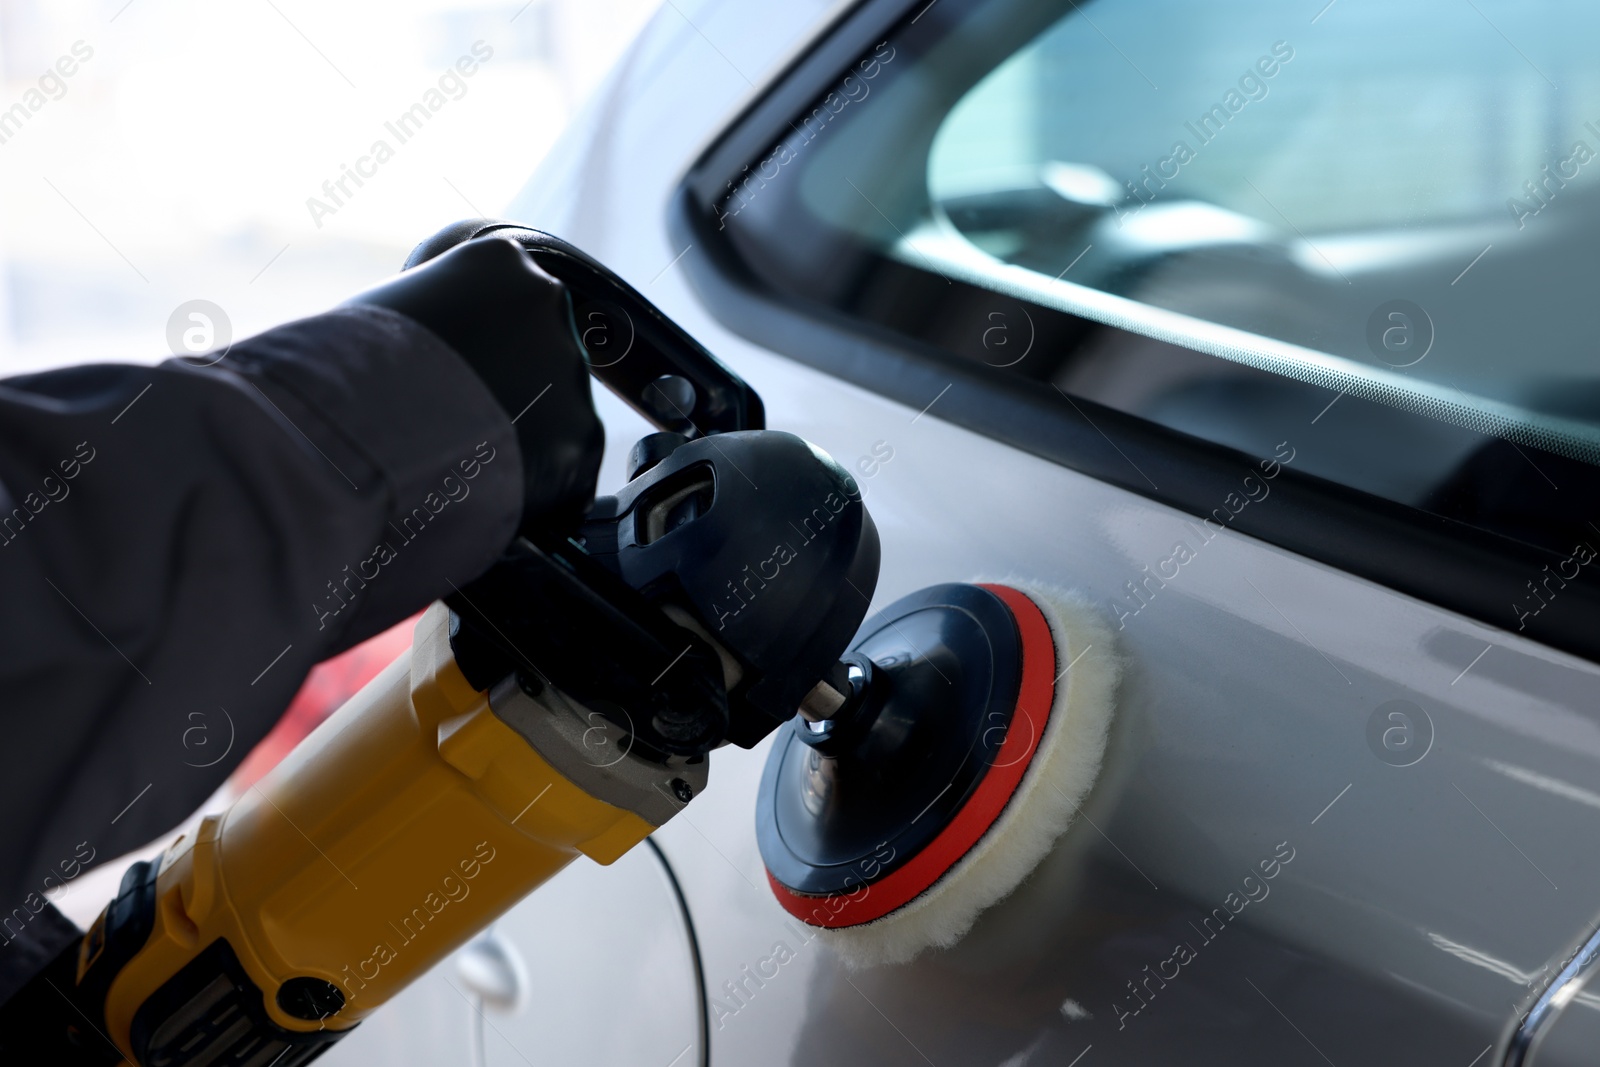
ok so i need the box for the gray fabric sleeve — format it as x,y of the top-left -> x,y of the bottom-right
0,306 -> 524,963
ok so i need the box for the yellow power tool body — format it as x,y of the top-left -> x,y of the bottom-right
7,227 -> 880,1066
88,601 -> 663,1062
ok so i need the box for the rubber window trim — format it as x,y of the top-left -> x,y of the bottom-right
667,0 -> 1600,667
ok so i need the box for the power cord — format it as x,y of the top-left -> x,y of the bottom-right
644,836 -> 712,1067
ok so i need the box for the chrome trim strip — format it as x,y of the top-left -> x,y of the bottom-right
1505,921 -> 1600,1066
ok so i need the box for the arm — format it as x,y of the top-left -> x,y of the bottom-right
0,238 -> 600,933
0,307 -> 520,919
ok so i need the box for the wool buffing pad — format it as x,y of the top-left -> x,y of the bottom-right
755,581 -> 1119,967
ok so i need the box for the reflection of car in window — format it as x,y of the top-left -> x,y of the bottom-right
685,0 -> 1600,662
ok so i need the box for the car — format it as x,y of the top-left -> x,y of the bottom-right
324,0 -> 1600,1063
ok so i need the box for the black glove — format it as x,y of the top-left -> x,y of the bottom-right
346,236 -> 604,540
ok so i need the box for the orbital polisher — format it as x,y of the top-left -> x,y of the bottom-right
3,223 -> 1119,1065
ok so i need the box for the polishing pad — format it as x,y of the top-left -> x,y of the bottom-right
755,581 -> 1119,967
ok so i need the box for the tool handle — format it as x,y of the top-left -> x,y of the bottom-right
404,219 -> 764,438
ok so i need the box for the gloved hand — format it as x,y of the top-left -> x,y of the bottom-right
346,237 -> 604,540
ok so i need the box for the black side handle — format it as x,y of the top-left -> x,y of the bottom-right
405,219 -> 764,438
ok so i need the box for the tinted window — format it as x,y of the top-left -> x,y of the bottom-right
923,1 -> 1600,456
709,0 -> 1600,563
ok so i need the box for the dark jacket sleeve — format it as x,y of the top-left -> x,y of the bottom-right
0,306 -> 523,939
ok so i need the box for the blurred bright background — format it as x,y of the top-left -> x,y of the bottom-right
0,0 -> 661,375
20,0 -> 665,923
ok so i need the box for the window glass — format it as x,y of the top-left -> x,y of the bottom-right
714,0 -> 1600,563
919,0 -> 1600,450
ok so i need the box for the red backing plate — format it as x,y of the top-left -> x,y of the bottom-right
766,583 -> 1058,928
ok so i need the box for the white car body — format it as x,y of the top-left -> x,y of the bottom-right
329,2 -> 1600,1064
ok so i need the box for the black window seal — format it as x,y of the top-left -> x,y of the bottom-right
667,0 -> 1600,667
